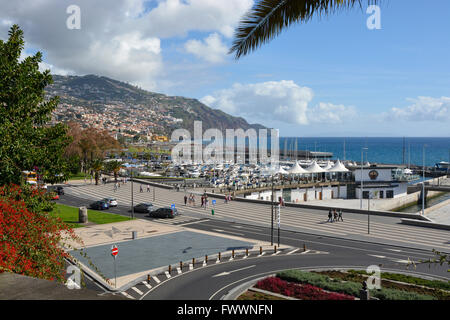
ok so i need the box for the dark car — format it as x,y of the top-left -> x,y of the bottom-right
90,200 -> 109,210
133,203 -> 154,213
47,186 -> 65,195
148,207 -> 178,219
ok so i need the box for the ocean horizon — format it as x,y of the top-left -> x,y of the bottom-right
279,137 -> 450,167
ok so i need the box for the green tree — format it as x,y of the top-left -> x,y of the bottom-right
230,0 -> 379,59
0,25 -> 71,185
105,160 -> 123,182
91,159 -> 104,185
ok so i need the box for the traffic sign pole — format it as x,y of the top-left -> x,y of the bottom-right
111,245 -> 118,288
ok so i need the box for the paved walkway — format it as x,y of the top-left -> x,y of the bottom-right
64,219 -> 281,289
64,182 -> 450,252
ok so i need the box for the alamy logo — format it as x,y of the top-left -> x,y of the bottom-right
66,265 -> 81,289
366,265 -> 381,290
66,5 -> 81,30
366,5 -> 381,30
171,121 -> 279,166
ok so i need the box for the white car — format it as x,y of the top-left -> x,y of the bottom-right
103,198 -> 118,207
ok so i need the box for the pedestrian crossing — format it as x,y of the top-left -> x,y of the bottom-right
117,246 -> 322,300
64,182 -> 450,251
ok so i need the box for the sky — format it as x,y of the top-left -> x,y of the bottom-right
1,0 -> 449,137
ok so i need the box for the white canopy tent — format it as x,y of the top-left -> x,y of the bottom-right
322,161 -> 334,171
288,161 -> 309,175
306,161 -> 326,173
328,160 -> 349,173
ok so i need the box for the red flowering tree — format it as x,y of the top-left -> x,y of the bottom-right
0,184 -> 82,282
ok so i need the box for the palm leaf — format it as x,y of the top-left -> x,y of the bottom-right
230,0 -> 379,59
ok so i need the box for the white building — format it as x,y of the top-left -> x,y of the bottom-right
354,166 -> 409,199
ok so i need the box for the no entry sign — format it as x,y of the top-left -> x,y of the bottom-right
111,245 -> 118,257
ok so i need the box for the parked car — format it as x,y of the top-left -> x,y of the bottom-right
103,197 -> 118,207
133,203 -> 154,213
147,207 -> 179,219
90,200 -> 109,210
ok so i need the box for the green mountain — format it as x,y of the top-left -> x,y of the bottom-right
46,74 -> 266,135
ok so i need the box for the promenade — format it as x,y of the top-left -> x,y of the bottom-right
63,180 -> 450,252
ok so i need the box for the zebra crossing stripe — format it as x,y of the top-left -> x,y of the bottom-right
153,276 -> 161,284
141,281 -> 152,289
165,271 -> 171,279
131,286 -> 144,295
177,267 -> 182,274
121,291 -> 135,299
189,264 -> 193,271
287,248 -> 300,255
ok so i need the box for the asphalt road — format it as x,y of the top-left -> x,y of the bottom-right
57,193 -> 449,300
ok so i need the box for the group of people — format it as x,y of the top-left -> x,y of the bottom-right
184,194 -> 196,206
328,208 -> 343,222
140,184 -> 151,193
201,195 -> 209,208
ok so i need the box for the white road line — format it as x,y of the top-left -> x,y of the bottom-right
386,249 -> 402,252
258,252 -> 266,257
131,286 -> 144,295
189,263 -> 193,270
287,248 -> 300,255
300,250 -> 311,254
216,258 -> 220,264
165,271 -> 171,279
141,281 -> 152,289
177,267 -> 182,274
203,261 -> 207,267
271,251 -> 280,256
153,276 -> 161,284
368,254 -> 387,259
121,292 -> 135,299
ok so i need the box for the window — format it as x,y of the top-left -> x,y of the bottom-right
386,190 -> 394,198
362,191 -> 370,199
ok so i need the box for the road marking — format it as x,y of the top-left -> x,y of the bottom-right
386,249 -> 402,252
368,254 -> 387,259
203,261 -> 207,267
287,248 -> 300,255
121,292 -> 135,299
153,276 -> 161,284
165,271 -> 171,279
189,263 -> 193,270
212,265 -> 256,278
389,258 -> 412,264
242,255 -> 248,259
131,286 -> 143,295
177,267 -> 182,274
258,252 -> 266,257
212,229 -> 245,236
271,251 -> 280,256
300,250 -> 311,254
216,258 -> 220,264
141,281 -> 152,289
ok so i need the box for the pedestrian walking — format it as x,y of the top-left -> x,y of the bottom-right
114,183 -> 118,192
333,209 -> 338,222
328,209 -> 333,222
140,185 -> 143,193
184,195 -> 188,206
147,185 -> 150,192
338,209 -> 343,222
201,196 -> 204,208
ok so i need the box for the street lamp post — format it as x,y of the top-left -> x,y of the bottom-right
271,173 -> 274,246
360,147 -> 368,209
131,170 -> 134,219
422,145 -> 426,216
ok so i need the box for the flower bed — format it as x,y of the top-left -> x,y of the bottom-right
255,277 -> 355,300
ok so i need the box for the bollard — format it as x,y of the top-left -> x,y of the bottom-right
246,248 -> 249,256
78,207 -> 88,223
274,246 -> 277,254
232,250 -> 235,258
147,274 -> 151,284
192,258 -> 195,266
303,243 -> 307,252
260,246 -> 262,255
218,252 -> 221,261
168,265 -> 172,274
180,261 -> 183,271
205,255 -> 208,264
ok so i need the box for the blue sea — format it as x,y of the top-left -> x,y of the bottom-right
279,137 -> 450,167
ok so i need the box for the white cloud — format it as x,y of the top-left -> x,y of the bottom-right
0,0 -> 253,91
386,96 -> 450,122
201,80 -> 355,126
185,33 -> 228,64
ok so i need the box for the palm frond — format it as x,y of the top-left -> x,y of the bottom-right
230,0 -> 379,59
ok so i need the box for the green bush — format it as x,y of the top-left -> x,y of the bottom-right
348,270 -> 450,291
277,270 -> 436,300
